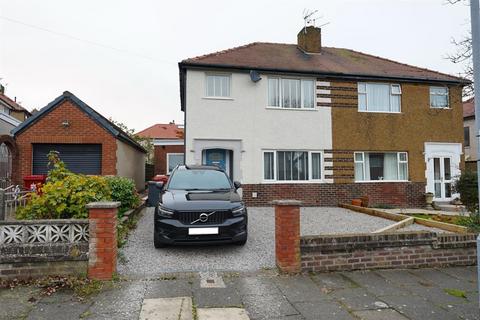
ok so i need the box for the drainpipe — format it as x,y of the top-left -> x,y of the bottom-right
469,0 -> 480,308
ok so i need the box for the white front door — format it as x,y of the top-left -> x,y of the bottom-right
424,142 -> 462,202
432,156 -> 453,201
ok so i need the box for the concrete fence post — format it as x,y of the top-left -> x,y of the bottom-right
87,201 -> 120,280
273,200 -> 302,274
0,189 -> 5,221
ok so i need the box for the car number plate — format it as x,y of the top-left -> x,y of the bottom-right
188,227 -> 219,235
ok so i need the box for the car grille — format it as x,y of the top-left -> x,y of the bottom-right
176,210 -> 230,225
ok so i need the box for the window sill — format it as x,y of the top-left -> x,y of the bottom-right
202,96 -> 234,101
261,180 -> 326,184
266,107 -> 318,111
430,106 -> 450,110
358,110 -> 401,114
355,180 -> 410,183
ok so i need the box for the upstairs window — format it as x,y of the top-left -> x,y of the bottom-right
268,78 -> 315,109
354,152 -> 408,182
206,74 -> 231,98
358,83 -> 401,113
430,86 -> 449,108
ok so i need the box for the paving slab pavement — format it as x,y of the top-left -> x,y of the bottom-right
0,267 -> 478,320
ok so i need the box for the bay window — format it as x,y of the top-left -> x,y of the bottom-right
358,83 -> 401,113
354,152 -> 408,182
430,86 -> 449,108
268,77 -> 315,109
263,150 -> 322,181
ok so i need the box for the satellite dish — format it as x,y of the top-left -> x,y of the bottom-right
250,70 -> 262,83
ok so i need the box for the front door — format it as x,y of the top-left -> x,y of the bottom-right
205,149 -> 227,171
432,157 -> 453,201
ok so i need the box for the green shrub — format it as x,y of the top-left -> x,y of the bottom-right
453,171 -> 478,214
16,152 -> 140,220
16,174 -> 111,220
106,176 -> 140,215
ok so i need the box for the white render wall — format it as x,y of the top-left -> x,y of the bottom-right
185,69 -> 332,184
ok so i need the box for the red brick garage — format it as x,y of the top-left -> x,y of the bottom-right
12,91 -> 146,190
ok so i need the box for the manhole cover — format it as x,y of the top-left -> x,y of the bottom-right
200,272 -> 226,288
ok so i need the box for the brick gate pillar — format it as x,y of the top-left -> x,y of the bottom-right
87,201 -> 120,280
273,200 -> 302,273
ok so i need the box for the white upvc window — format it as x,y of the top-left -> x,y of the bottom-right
268,77 -> 315,109
358,83 -> 401,113
205,74 -> 231,98
263,150 -> 323,182
430,86 -> 449,108
167,153 -> 184,173
354,152 -> 408,182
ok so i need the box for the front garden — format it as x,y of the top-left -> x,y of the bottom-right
15,151 -> 143,246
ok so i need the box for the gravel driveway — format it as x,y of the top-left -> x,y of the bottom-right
118,207 -> 443,276
118,207 -> 276,276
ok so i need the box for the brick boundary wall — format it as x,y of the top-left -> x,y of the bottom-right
87,201 -> 119,280
0,202 -> 120,281
300,232 -> 478,273
243,182 -> 425,207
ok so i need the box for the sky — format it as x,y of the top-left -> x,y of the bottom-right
0,0 -> 471,132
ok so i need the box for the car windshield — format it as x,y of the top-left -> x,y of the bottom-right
168,169 -> 232,190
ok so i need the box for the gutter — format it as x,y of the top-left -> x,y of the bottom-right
179,62 -> 470,85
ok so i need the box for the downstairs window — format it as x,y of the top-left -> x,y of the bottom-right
354,152 -> 408,182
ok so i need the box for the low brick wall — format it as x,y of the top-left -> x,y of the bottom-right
0,202 -> 120,281
0,219 -> 89,280
243,182 -> 425,207
301,232 -> 478,273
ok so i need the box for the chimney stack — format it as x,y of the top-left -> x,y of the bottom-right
297,26 -> 322,53
0,84 -> 4,95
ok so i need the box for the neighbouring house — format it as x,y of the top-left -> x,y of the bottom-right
137,122 -> 184,176
179,26 -> 468,207
11,91 -> 146,190
463,97 -> 476,172
0,85 -> 31,135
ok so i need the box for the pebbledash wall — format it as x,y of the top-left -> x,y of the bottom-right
185,69 -> 464,207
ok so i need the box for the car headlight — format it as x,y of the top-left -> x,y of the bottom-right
232,205 -> 246,216
158,204 -> 174,218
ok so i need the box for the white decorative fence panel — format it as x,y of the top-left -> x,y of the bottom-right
0,220 -> 89,245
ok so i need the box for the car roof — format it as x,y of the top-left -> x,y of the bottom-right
179,165 -> 223,171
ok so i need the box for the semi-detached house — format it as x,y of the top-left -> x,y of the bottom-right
179,26 -> 468,207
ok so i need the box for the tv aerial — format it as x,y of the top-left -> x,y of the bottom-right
302,9 -> 330,32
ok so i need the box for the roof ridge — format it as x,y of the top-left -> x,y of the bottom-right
331,47 -> 466,82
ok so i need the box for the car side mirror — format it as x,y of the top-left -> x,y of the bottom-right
233,181 -> 242,189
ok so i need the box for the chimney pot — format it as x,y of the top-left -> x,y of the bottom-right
297,26 -> 322,53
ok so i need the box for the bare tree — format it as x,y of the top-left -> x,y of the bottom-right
447,0 -> 474,97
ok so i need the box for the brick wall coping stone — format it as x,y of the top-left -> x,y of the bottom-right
86,201 -> 121,209
271,200 -> 303,206
0,219 -> 88,226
